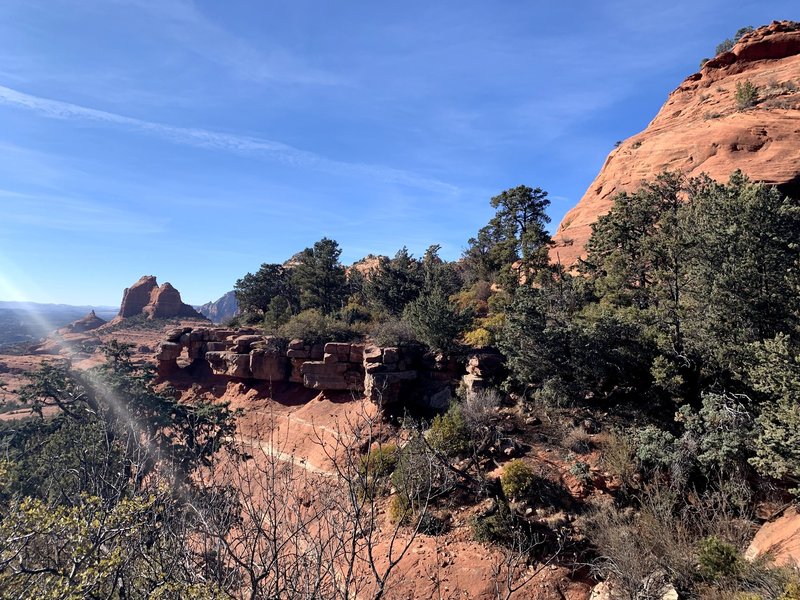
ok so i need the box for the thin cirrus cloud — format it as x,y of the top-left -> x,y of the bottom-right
0,84 -> 458,195
0,189 -> 167,234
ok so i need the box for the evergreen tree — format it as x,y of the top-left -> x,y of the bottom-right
291,237 -> 348,315
746,334 -> 800,489
364,247 -> 424,316
404,289 -> 472,353
234,263 -> 295,317
682,173 -> 800,370
464,185 -> 552,286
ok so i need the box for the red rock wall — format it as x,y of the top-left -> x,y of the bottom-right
551,21 -> 800,266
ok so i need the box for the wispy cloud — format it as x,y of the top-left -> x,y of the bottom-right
0,84 -> 458,195
0,189 -> 167,234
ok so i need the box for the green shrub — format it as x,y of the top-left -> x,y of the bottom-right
472,503 -> 543,554
403,290 -> 472,353
716,26 -> 754,55
781,581 -> 800,600
276,309 -> 359,344
427,405 -> 470,457
735,80 -> 758,110
388,493 -> 412,524
417,512 -> 449,535
390,437 -> 450,516
359,443 -> 398,479
472,508 -> 511,545
338,302 -> 373,325
370,318 -> 419,347
697,536 -> 740,579
568,459 -> 592,485
634,426 -> 677,471
500,460 -> 536,501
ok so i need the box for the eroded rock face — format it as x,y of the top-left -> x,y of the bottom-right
154,328 -> 463,410
116,276 -> 205,321
301,343 -> 364,391
551,21 -> 800,266
363,345 -> 459,409
119,276 -> 159,318
197,291 -> 239,323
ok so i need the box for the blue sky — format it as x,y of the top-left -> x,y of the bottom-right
0,0 -> 794,305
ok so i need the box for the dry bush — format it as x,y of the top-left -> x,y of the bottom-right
584,489 -> 695,599
562,426 -> 594,454
597,430 -> 638,489
192,405 -> 440,600
584,475 -> 783,600
460,388 -> 500,432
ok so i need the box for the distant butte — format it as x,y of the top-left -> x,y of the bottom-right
112,275 -> 207,323
551,20 -> 800,266
62,310 -> 107,333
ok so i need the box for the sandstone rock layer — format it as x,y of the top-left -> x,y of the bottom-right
551,21 -> 800,266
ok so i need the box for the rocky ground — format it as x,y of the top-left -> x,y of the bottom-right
3,314 -> 800,597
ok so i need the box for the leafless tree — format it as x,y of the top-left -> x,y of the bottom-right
190,401 -> 440,600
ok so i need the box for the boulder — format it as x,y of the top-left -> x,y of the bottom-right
324,342 -> 351,362
365,370 -> 417,406
166,327 -> 192,342
250,349 -> 289,381
289,358 -> 306,383
301,361 -> 350,390
230,335 -> 263,354
349,344 -> 365,364
466,351 -> 505,379
383,347 -> 400,364
745,506 -> 800,566
288,338 -> 306,351
207,352 -> 251,378
363,345 -> 383,363
156,342 -> 182,361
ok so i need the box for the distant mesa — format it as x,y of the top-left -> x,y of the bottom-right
113,275 -> 207,323
197,291 -> 239,324
63,310 -> 107,333
551,20 -> 800,266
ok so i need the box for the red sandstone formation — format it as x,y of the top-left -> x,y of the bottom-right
745,506 -> 800,567
551,21 -> 800,266
115,275 -> 205,322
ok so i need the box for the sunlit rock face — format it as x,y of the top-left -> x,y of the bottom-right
551,21 -> 800,267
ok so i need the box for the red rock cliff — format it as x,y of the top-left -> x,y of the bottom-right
551,21 -> 800,266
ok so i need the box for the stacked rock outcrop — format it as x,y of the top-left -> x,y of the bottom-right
462,351 -> 506,393
296,341 -> 365,391
362,344 -> 461,409
155,326 -> 508,412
